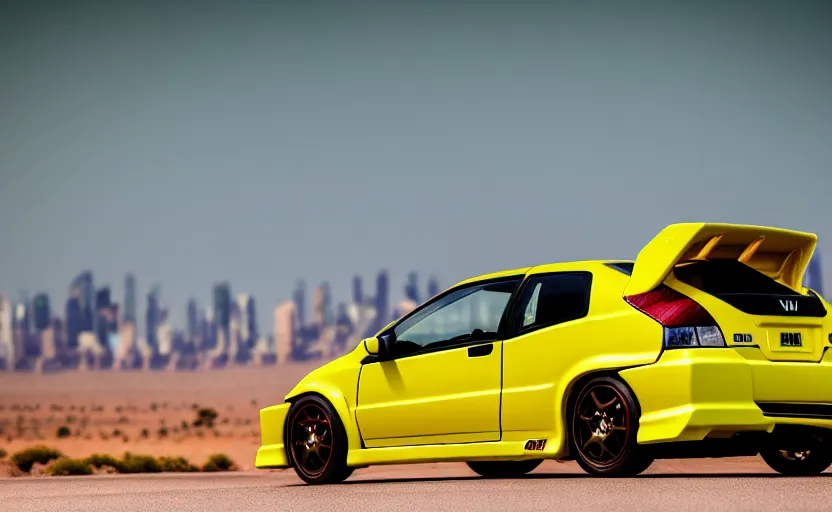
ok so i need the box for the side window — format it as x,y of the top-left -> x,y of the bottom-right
391,278 -> 520,357
511,272 -> 592,334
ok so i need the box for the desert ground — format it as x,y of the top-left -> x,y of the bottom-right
0,362 -> 323,473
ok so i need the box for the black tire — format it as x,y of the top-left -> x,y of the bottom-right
569,376 -> 653,477
760,429 -> 832,476
467,459 -> 543,478
286,395 -> 352,485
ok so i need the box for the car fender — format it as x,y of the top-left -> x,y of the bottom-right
550,350 -> 661,455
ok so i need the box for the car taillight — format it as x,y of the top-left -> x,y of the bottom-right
625,285 -> 726,349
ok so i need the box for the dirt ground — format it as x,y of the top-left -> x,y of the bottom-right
0,362 -> 324,472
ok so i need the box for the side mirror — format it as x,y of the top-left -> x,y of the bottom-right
363,337 -> 379,355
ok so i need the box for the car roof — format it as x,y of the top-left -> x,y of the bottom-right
450,260 -> 634,289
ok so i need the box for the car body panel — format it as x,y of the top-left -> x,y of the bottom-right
356,341 -> 502,447
255,222 -> 832,473
619,348 -> 832,444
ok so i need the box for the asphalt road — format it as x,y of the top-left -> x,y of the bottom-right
2,459 -> 830,512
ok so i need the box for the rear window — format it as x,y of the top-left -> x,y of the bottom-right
674,260 -> 801,296
673,259 -> 826,317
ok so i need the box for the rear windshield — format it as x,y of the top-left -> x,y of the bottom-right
674,260 -> 802,296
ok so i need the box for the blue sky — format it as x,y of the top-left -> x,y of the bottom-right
1,0 -> 830,332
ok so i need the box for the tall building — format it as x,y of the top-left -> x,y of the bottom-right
95,287 -> 114,350
124,274 -> 137,324
805,249 -> 824,298
427,276 -> 440,299
293,280 -> 306,327
13,301 -> 32,361
0,293 -> 13,369
146,285 -> 161,350
66,297 -> 82,349
236,294 -> 257,349
352,275 -> 363,305
213,282 -> 231,330
404,271 -> 420,304
70,271 -> 95,332
375,270 -> 389,325
274,301 -> 298,363
33,293 -> 51,331
313,283 -> 332,327
213,282 -> 232,357
186,299 -> 199,342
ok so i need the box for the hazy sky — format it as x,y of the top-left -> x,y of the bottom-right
1,0 -> 831,333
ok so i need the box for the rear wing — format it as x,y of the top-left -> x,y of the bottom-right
623,223 -> 818,296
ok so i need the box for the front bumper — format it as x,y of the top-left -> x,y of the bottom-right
619,347 -> 832,444
255,403 -> 291,469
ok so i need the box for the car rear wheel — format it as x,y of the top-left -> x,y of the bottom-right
569,376 -> 653,477
286,395 -> 353,485
467,460 -> 543,478
760,429 -> 832,476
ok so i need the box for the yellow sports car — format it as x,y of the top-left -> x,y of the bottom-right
256,222 -> 832,484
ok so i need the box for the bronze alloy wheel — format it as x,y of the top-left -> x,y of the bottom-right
288,402 -> 335,480
572,383 -> 630,469
569,376 -> 652,477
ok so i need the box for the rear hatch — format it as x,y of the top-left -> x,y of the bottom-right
673,259 -> 827,362
626,222 -> 829,363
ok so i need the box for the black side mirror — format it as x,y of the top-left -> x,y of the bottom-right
377,333 -> 395,361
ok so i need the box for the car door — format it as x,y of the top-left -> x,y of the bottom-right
356,277 -> 521,448
500,271 -> 594,433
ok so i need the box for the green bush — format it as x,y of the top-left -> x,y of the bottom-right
119,452 -> 161,474
10,445 -> 64,472
202,453 -> 236,472
158,456 -> 199,472
56,426 -> 72,438
0,448 -> 7,459
47,458 -> 93,476
84,453 -> 123,472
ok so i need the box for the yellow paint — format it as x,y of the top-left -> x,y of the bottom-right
255,222 -> 832,473
356,342 -> 502,446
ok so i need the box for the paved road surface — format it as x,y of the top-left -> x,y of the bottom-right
2,459 -> 830,512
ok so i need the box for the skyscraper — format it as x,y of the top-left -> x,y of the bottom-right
427,276 -> 440,299
0,293 -> 13,369
293,280 -> 306,327
70,271 -> 94,332
146,285 -> 161,350
236,293 -> 257,349
375,270 -> 389,325
213,282 -> 231,330
66,297 -> 82,349
124,274 -> 137,324
404,271 -> 420,304
352,275 -> 363,305
33,293 -> 51,331
187,299 -> 199,342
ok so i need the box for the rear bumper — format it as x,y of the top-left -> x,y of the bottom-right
619,348 -> 832,444
255,403 -> 291,469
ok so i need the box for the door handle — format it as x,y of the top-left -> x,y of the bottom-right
468,343 -> 494,358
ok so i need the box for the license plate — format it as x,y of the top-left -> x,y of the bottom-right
780,332 -> 802,347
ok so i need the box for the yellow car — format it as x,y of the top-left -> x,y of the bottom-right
256,222 -> 832,484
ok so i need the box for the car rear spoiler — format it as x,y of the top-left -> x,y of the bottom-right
623,223 -> 818,296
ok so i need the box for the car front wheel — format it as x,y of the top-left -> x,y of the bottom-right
286,395 -> 353,485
